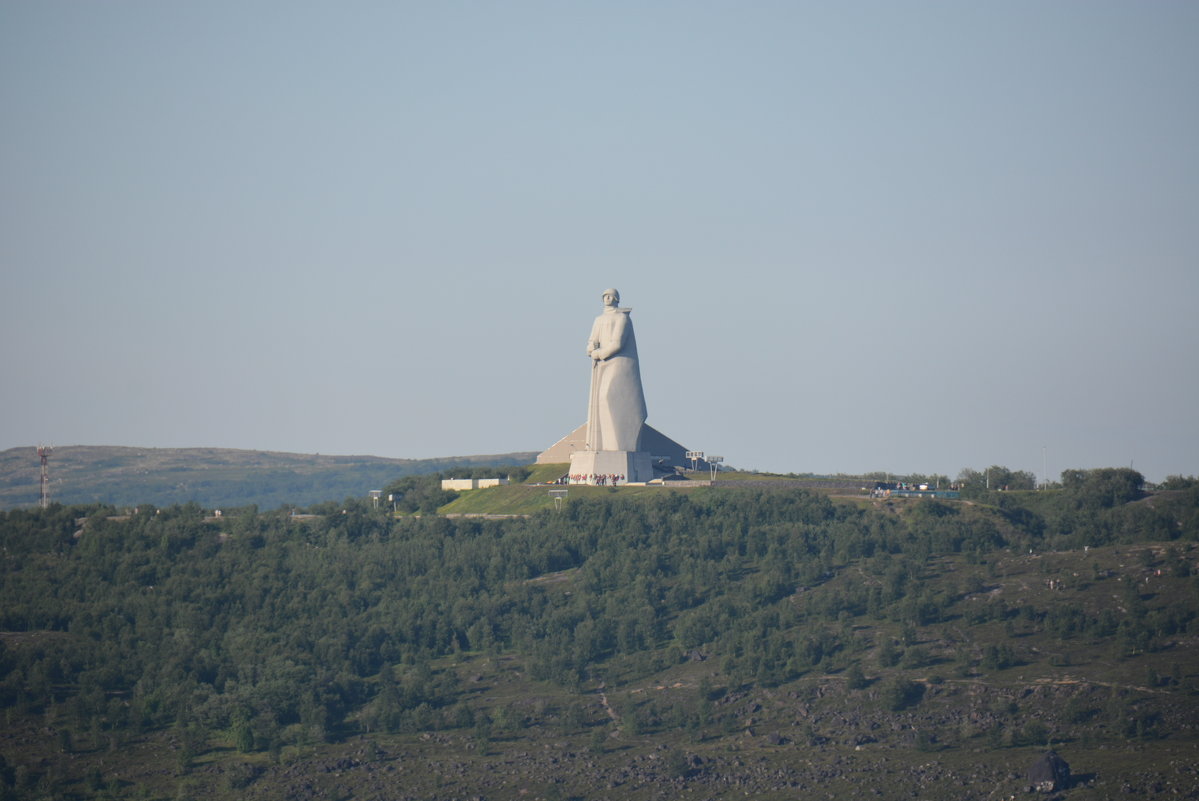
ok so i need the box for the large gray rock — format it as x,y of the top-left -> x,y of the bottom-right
1027,750 -> 1071,793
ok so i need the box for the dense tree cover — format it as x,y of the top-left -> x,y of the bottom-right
1059,467 -> 1145,508
1160,474 -> 1199,491
0,474 -> 1196,768
956,466 -> 1038,495
982,468 -> 1198,552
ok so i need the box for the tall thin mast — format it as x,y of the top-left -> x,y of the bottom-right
37,445 -> 52,509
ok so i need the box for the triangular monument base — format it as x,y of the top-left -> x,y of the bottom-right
569,450 -> 653,485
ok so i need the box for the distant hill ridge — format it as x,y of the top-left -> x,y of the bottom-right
0,445 -> 538,510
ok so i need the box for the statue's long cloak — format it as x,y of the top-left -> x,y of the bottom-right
586,308 -> 647,452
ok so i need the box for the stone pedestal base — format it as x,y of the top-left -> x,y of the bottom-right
569,450 -> 653,485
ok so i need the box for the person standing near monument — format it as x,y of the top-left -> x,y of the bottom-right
585,288 -> 647,453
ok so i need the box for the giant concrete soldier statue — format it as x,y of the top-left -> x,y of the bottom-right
585,288 -> 647,453
539,289 -> 702,480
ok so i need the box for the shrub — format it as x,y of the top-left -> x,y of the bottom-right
880,677 -> 923,711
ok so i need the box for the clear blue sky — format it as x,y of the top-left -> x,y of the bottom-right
2,2 -> 1196,483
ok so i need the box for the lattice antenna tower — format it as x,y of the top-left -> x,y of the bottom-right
37,445 -> 53,509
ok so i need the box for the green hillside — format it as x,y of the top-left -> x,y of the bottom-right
1,470 -> 1197,799
436,466 -> 866,516
440,479 -> 682,516
0,446 -> 539,511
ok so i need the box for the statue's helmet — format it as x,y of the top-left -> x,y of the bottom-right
602,288 -> 620,304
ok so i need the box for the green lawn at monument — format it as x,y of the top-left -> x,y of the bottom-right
436,466 -> 878,516
438,477 -> 672,515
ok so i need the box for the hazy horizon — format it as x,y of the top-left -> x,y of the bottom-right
3,2 -> 1196,483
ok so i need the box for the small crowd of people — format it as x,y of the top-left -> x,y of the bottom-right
568,473 -> 626,486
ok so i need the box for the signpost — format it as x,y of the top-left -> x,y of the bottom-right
549,488 -> 568,511
707,455 -> 724,482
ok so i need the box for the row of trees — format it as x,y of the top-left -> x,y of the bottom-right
882,464 -> 1171,499
956,464 -> 1145,499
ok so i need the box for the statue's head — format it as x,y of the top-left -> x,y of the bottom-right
601,288 -> 620,307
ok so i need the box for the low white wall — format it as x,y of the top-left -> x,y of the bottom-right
440,478 -> 509,491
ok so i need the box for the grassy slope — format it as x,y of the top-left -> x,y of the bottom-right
440,480 -> 710,516
438,466 -> 860,516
